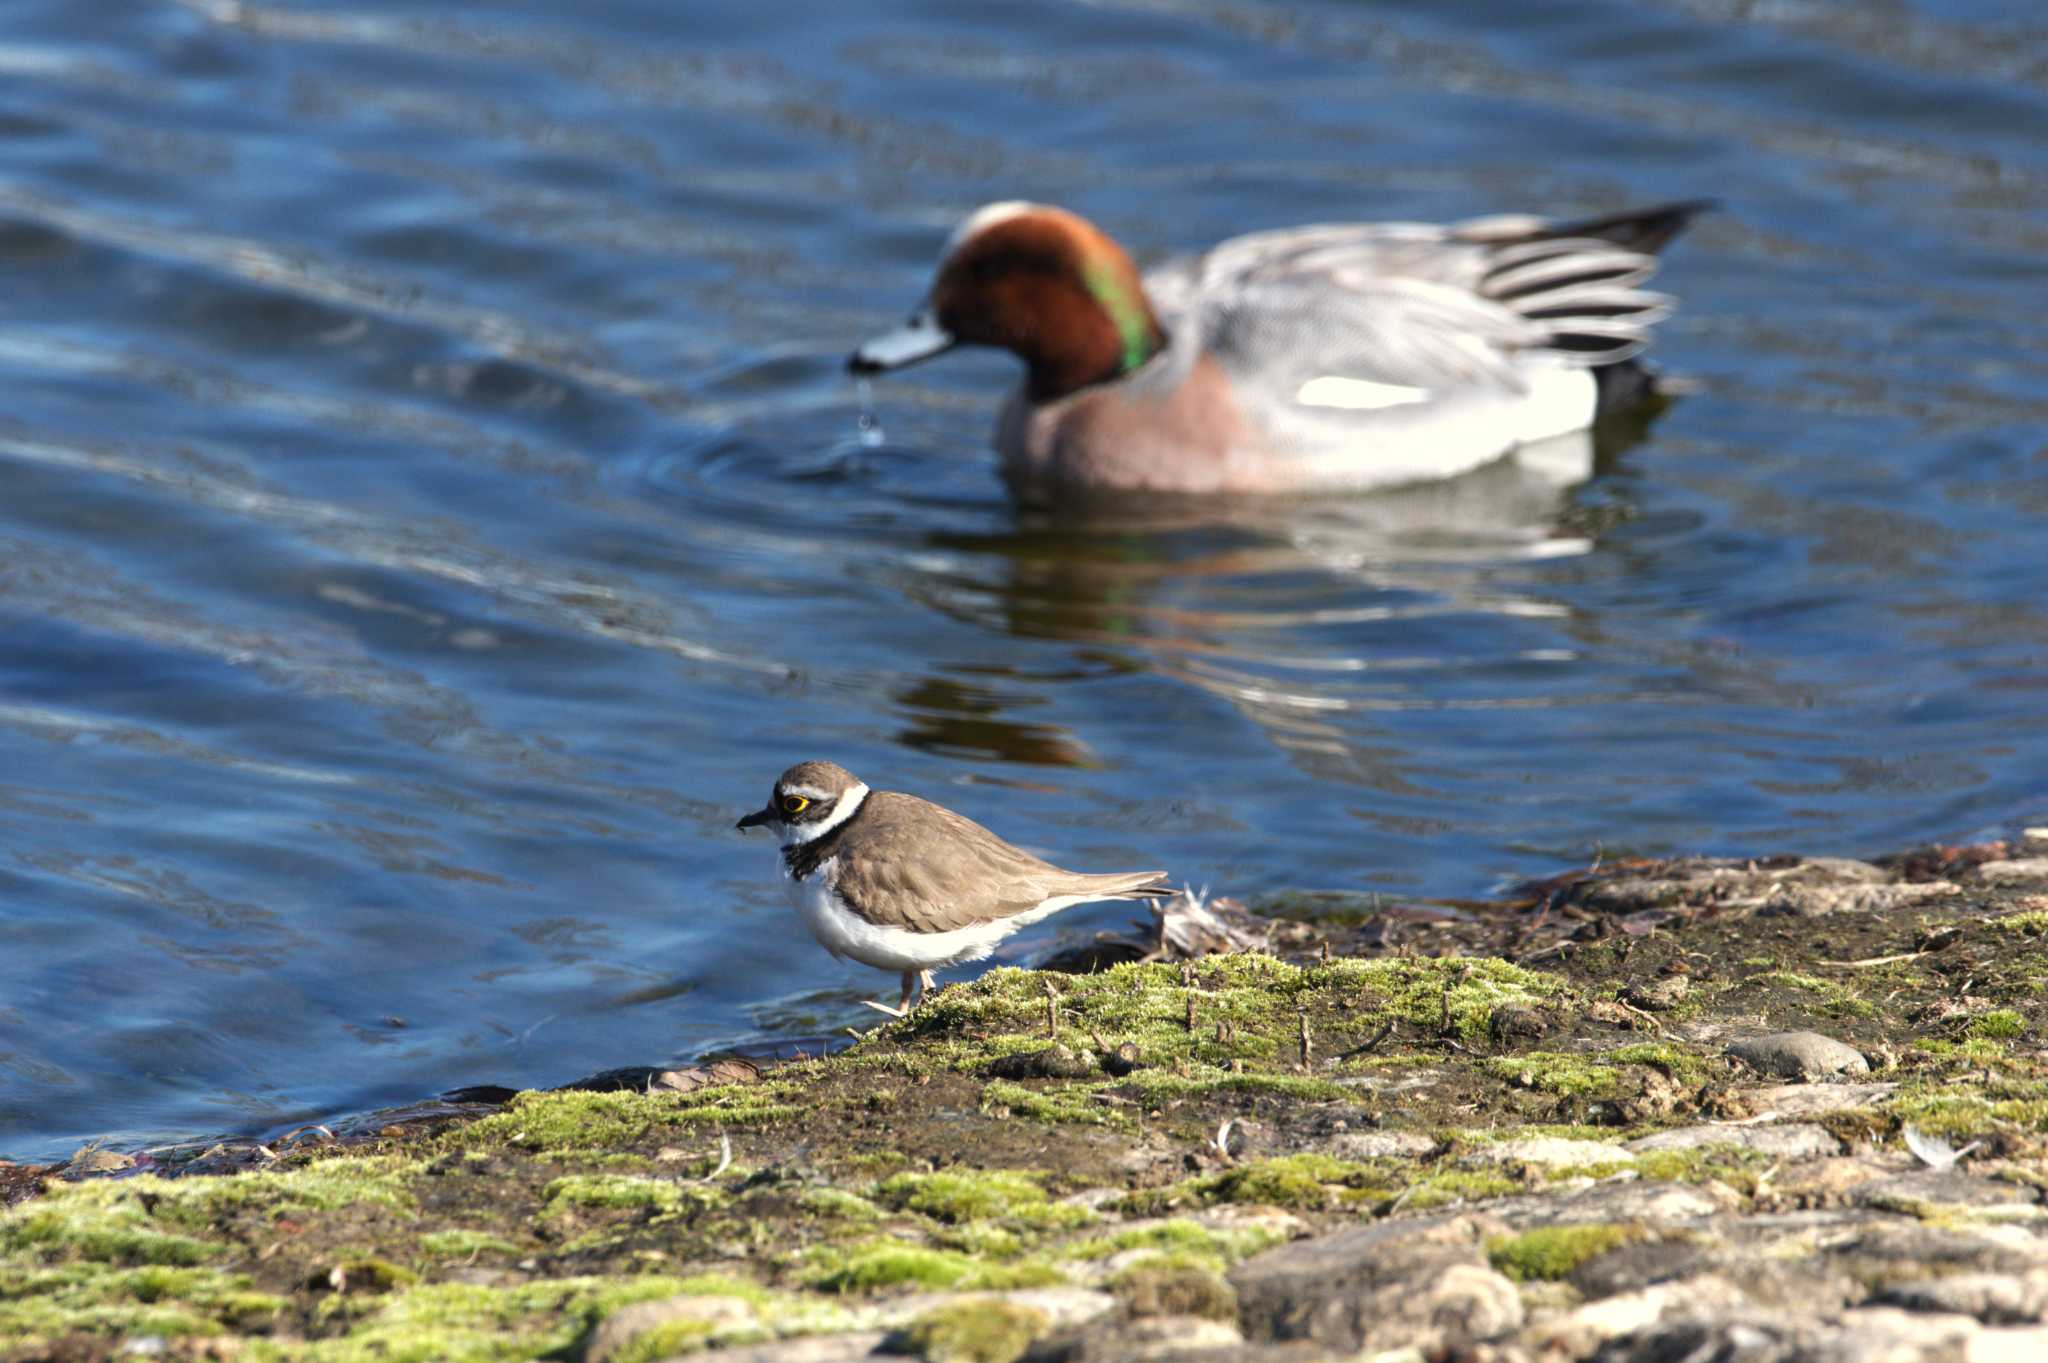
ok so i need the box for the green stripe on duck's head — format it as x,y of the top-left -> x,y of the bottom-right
922,202 -> 1169,402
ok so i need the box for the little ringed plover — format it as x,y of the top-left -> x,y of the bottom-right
736,760 -> 1171,1015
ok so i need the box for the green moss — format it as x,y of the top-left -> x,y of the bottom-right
450,1085 -> 803,1156
804,1240 -> 1064,1294
906,956 -> 1563,1063
0,1263 -> 285,1341
296,1275 -> 706,1363
1990,911 -> 2048,937
1122,1067 -> 1352,1103
1487,1224 -> 1645,1281
897,1298 -> 1050,1363
1605,1042 -> 1711,1083
417,1229 -> 521,1260
1395,1168 -> 1522,1210
1887,1075 -> 2048,1137
542,1174 -> 698,1217
607,1318 -> 726,1363
1108,1253 -> 1238,1320
979,1080 -> 1126,1128
800,1187 -> 882,1222
1125,1154 -> 1387,1215
1753,970 -> 1875,1018
1062,1218 -> 1282,1266
876,1171 -> 1091,1230
1970,1010 -> 2027,1041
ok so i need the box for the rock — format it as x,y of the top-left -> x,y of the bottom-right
1835,1222 -> 2048,1278
582,1295 -> 755,1363
1530,1275 -> 1753,1358
1876,1269 -> 2048,1324
1747,1082 -> 1898,1118
1230,1215 -> 1521,1353
1728,1032 -> 1869,1081
1627,1123 -> 1841,1161
1855,1169 -> 2044,1218
1460,1137 -> 1635,1170
1976,859 -> 2048,885
1585,1305 -> 1982,1363
1192,1204 -> 1308,1241
1971,1326 -> 2048,1363
1325,1130 -> 1436,1160
884,1289 -> 1117,1336
1024,1315 -> 1245,1362
704,1335 -> 889,1363
1501,1179 -> 1725,1228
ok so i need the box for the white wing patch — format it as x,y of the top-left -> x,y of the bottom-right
1295,376 -> 1433,411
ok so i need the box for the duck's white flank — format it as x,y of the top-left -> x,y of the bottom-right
1295,376 -> 1433,411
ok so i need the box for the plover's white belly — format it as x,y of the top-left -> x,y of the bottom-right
784,859 -> 1080,974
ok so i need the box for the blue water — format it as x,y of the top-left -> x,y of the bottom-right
0,0 -> 2043,1162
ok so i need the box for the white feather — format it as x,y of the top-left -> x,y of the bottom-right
784,858 -> 1092,973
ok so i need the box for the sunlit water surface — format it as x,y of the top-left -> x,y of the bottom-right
1,0 -> 2044,1160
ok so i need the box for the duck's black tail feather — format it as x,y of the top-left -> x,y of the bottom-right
1539,199 -> 1717,256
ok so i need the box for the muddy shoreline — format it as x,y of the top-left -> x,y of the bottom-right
4,838 -> 2047,1361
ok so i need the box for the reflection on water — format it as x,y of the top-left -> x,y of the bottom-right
0,0 -> 2045,1160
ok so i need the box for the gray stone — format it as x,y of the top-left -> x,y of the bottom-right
1230,1215 -> 1520,1352
1502,1179 -> 1727,1229
1530,1275 -> 1753,1358
1855,1169 -> 2043,1216
882,1288 -> 1116,1334
1836,1223 -> 2048,1278
1026,1315 -> 1245,1362
1970,1326 -> 2048,1363
1728,1032 -> 1869,1081
1460,1136 -> 1635,1170
1876,1270 -> 2048,1325
582,1295 -> 755,1363
1324,1130 -> 1436,1160
1585,1306 -> 1983,1363
691,1335 -> 888,1363
1627,1122 -> 1841,1161
1976,859 -> 2048,885
1749,1082 -> 1898,1118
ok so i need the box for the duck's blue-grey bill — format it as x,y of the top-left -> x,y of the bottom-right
849,309 -> 955,373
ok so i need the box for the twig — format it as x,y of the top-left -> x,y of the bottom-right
1820,951 -> 1929,968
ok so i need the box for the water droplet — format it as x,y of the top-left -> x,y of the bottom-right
855,378 -> 885,447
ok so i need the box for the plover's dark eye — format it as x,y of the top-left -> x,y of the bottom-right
782,795 -> 810,814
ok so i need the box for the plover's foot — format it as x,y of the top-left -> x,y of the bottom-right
860,999 -> 908,1018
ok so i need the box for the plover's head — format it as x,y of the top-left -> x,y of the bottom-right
735,760 -> 869,845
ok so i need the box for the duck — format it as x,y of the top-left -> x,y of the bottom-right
849,199 -> 1710,499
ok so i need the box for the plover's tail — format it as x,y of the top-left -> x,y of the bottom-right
1081,870 -> 1173,900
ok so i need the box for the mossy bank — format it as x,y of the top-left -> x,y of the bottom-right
5,846 -> 2048,1361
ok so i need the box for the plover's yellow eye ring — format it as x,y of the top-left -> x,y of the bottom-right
781,795 -> 810,814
